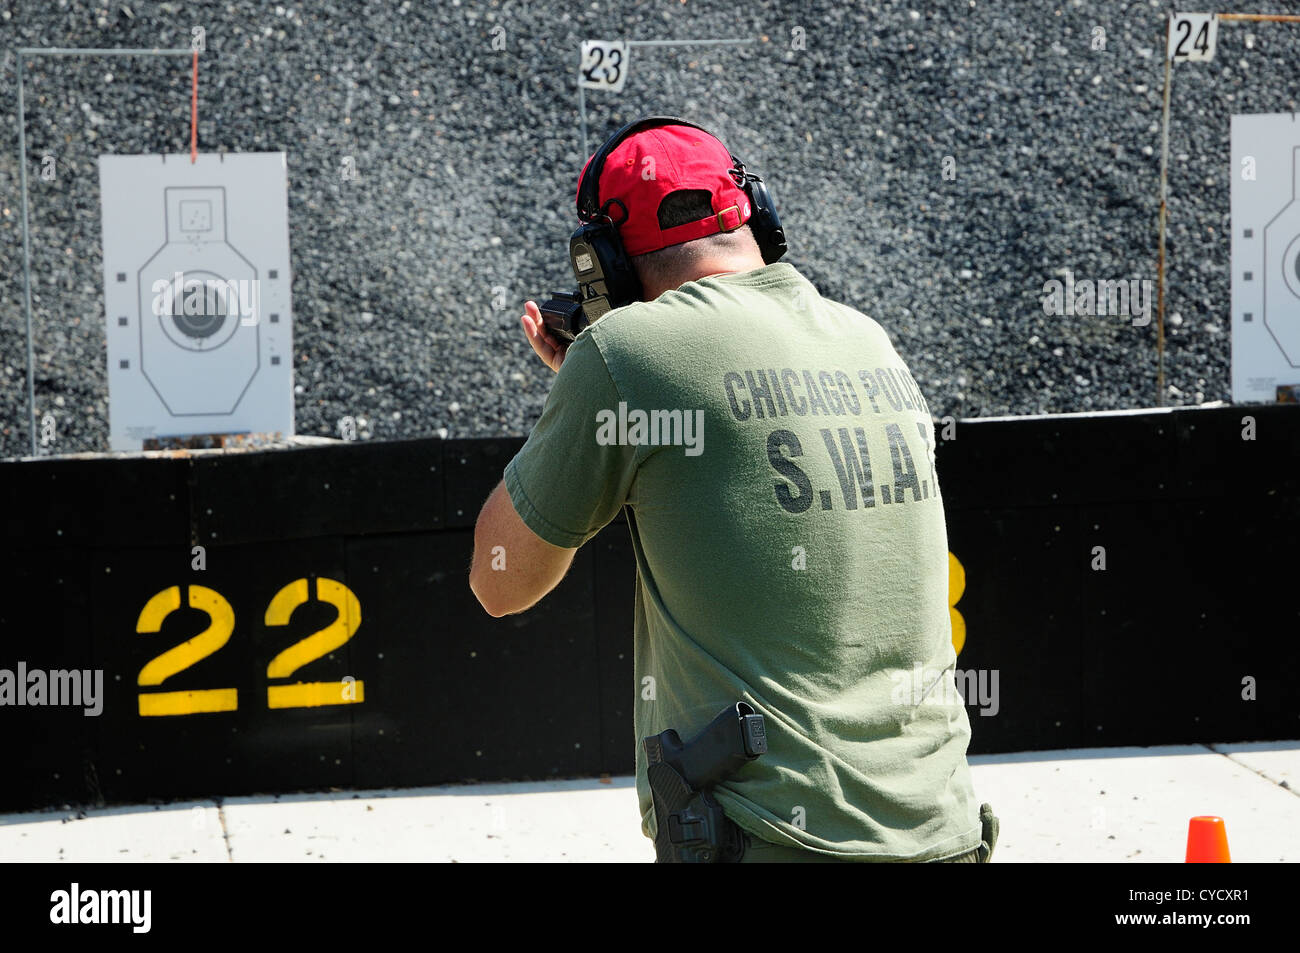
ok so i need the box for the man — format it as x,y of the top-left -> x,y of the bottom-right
469,119 -> 996,862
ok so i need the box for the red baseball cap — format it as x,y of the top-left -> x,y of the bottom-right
577,124 -> 753,256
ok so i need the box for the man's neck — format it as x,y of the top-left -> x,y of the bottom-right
644,255 -> 767,301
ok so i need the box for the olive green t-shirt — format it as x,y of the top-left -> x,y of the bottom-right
503,262 -> 980,860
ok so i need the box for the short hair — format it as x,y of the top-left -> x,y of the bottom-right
631,189 -> 758,293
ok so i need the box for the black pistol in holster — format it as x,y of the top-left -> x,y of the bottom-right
644,701 -> 767,863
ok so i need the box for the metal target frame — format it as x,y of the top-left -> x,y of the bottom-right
1155,12 -> 1300,406
15,46 -> 195,457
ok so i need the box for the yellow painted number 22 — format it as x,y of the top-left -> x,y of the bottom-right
135,577 -> 363,717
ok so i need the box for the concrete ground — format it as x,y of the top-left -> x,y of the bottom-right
3,741 -> 1296,863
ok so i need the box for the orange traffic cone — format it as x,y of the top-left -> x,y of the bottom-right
1185,816 -> 1231,863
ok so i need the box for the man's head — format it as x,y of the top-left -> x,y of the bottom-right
629,190 -> 764,301
577,122 -> 767,302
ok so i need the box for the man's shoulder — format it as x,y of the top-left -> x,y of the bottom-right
577,263 -> 895,371
576,284 -> 722,362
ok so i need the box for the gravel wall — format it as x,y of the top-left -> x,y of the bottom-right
3,0 -> 1297,456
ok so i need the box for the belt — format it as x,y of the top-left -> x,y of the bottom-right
732,834 -> 984,863
730,805 -> 998,864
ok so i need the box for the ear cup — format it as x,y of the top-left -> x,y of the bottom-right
743,175 -> 788,264
569,221 -> 643,326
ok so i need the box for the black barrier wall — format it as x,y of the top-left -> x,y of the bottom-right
2,405 -> 1298,810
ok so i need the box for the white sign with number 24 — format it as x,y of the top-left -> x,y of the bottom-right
1168,13 -> 1218,63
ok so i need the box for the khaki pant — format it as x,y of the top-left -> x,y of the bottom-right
734,803 -> 999,863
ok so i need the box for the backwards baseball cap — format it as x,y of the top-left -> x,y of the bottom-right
576,123 -> 753,257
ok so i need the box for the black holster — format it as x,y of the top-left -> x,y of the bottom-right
977,802 -> 999,863
644,701 -> 767,863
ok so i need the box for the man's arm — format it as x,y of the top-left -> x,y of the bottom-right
469,478 -> 577,618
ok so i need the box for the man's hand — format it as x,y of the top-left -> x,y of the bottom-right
521,300 -> 568,373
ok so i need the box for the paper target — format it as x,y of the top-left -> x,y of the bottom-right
98,153 -> 294,450
1230,115 -> 1300,403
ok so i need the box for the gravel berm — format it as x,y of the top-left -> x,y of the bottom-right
3,0 -> 1295,456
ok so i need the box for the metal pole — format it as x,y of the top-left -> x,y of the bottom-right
17,47 -> 193,56
579,81 -> 587,160
17,52 -> 37,456
626,38 -> 757,48
1156,16 -> 1173,409
14,47 -> 194,457
1218,13 -> 1300,23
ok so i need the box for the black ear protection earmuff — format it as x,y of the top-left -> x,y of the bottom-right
539,116 -> 787,343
